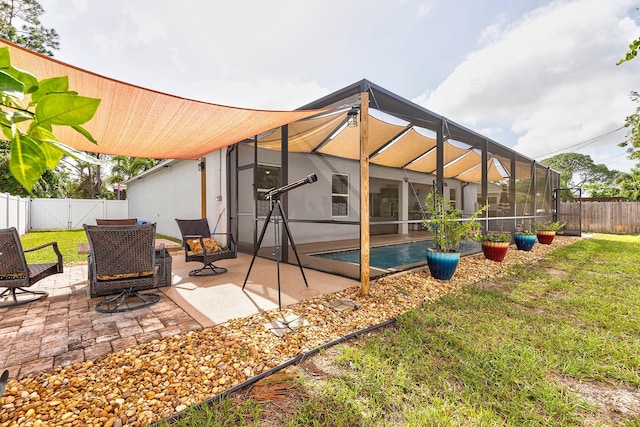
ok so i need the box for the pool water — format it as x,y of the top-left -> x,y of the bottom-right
311,240 -> 481,270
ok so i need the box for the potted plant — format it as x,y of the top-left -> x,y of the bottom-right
481,231 -> 511,262
532,220 -> 566,245
513,229 -> 537,251
422,191 -> 486,280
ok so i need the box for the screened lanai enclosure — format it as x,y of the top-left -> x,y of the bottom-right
0,40 -> 563,286
229,80 -> 561,281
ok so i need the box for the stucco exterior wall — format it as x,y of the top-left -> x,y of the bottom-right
126,150 -> 227,240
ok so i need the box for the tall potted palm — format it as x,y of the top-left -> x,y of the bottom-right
422,191 -> 486,280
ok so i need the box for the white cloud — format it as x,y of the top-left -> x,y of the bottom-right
168,46 -> 188,74
417,0 -> 640,172
187,78 -> 329,110
416,2 -> 432,19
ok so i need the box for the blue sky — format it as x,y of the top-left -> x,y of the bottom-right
39,0 -> 640,173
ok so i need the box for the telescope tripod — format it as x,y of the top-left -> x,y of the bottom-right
242,195 -> 308,310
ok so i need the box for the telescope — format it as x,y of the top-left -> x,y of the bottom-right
263,173 -> 317,199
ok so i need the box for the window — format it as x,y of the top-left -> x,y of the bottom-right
449,188 -> 457,208
256,164 -> 281,216
332,173 -> 349,217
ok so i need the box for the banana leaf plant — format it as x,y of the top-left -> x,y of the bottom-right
0,46 -> 100,191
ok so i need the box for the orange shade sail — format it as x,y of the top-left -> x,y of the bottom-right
0,39 -> 324,159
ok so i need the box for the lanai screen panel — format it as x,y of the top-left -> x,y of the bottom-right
515,160 -> 534,215
491,154 -> 512,182
536,163 -> 552,215
515,160 -> 536,179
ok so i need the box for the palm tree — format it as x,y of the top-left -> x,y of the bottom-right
107,156 -> 158,198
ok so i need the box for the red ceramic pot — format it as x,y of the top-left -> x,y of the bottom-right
482,241 -> 509,262
536,231 -> 555,245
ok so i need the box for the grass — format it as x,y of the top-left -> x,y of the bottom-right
164,234 -> 640,426
20,229 -> 87,264
19,229 -> 180,265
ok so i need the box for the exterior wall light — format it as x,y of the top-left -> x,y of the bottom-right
347,107 -> 359,127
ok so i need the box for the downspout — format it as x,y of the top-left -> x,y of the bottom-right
200,157 -> 206,219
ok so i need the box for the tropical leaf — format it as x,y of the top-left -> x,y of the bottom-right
38,141 -> 64,169
0,70 -> 24,99
47,140 -> 100,164
0,110 -> 26,127
31,76 -> 69,103
71,124 -> 97,144
9,134 -> 46,190
29,126 -> 63,169
4,66 -> 38,94
0,124 -> 11,139
35,93 -> 100,126
3,110 -> 33,124
0,47 -> 11,69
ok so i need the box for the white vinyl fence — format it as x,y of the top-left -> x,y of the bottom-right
0,192 -> 128,232
0,192 -> 30,234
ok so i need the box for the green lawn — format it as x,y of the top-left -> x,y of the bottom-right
166,234 -> 640,426
20,229 -> 87,264
19,229 -> 180,265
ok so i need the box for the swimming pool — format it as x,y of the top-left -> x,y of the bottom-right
311,240 -> 481,270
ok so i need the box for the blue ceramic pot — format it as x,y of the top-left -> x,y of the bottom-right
426,249 -> 460,280
514,233 -> 536,251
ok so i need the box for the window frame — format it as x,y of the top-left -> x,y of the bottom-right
331,173 -> 349,218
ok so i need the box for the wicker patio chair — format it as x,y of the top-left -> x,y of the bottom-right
84,223 -> 161,313
175,218 -> 237,276
0,227 -> 63,308
96,218 -> 138,225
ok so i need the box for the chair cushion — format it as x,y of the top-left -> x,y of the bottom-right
186,237 -> 221,255
97,271 -> 153,281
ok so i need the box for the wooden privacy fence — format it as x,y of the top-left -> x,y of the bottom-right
581,201 -> 640,234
